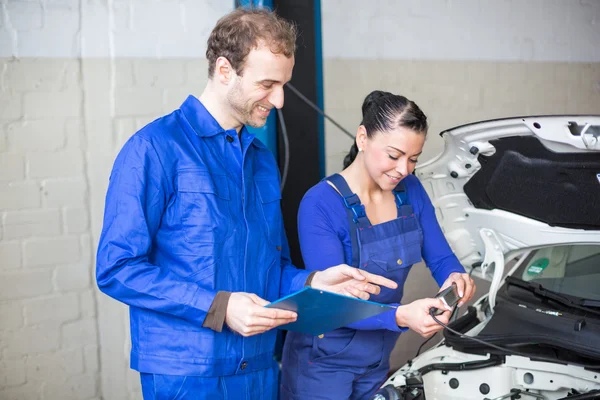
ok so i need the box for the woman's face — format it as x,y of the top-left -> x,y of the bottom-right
360,126 -> 425,191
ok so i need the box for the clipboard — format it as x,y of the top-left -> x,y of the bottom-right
265,287 -> 395,336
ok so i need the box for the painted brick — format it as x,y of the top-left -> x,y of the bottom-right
114,59 -> 135,88
0,302 -> 24,329
0,270 -> 53,300
3,323 -> 61,357
0,92 -> 23,119
0,382 -> 40,400
64,207 -> 90,233
0,122 -> 7,152
0,153 -> 25,182
3,209 -> 61,240
17,8 -> 80,58
6,1 -> 43,31
45,0 -> 81,8
163,88 -> 190,113
24,236 -> 80,267
26,348 -> 84,383
24,91 -> 82,118
42,374 -> 98,400
0,241 -> 22,270
84,345 -> 99,373
185,59 -> 209,86
126,368 -> 143,396
82,60 -> 112,117
131,1 -> 183,35
114,117 -> 136,151
7,119 -> 66,151
81,2 -> 110,58
61,318 -> 97,349
4,58 -> 81,92
24,292 -> 79,325
65,118 -> 84,148
42,179 -> 87,208
465,61 -> 498,84
54,263 -> 91,291
28,149 -> 85,179
525,62 -> 557,87
495,61 -> 529,83
0,182 -> 41,210
133,59 -> 185,88
0,357 -> 27,387
79,289 -> 96,318
114,87 -> 163,117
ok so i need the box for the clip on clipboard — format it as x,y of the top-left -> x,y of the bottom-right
265,287 -> 395,336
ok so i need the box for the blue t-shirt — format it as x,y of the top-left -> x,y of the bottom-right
298,174 -> 465,332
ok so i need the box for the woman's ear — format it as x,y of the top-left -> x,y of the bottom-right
356,126 -> 368,150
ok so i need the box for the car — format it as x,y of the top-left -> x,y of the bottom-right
371,116 -> 600,400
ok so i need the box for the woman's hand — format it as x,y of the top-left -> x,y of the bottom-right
439,272 -> 476,306
395,298 -> 452,337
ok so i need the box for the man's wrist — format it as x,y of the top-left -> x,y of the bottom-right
202,291 -> 232,332
304,271 -> 318,287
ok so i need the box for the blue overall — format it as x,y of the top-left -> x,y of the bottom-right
140,362 -> 278,399
281,174 -> 423,400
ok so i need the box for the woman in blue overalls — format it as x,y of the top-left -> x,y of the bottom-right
280,91 -> 477,399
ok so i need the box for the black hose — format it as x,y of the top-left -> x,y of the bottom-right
557,390 -> 600,400
418,356 -> 503,376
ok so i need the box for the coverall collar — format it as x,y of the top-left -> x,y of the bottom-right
180,95 -> 266,149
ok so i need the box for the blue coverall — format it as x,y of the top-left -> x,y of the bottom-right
96,95 -> 311,399
281,174 -> 465,399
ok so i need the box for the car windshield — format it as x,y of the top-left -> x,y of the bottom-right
514,244 -> 600,302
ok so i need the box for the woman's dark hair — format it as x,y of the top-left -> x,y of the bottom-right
343,90 -> 428,169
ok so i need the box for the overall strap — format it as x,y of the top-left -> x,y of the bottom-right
326,174 -> 371,228
325,174 -> 369,268
393,181 -> 414,217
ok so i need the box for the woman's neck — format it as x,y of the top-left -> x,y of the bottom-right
341,160 -> 384,204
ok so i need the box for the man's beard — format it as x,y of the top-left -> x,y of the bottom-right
226,78 -> 265,128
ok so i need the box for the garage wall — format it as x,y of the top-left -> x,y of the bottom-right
0,1 -> 598,399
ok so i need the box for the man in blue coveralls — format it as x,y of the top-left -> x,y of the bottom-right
96,8 -> 397,399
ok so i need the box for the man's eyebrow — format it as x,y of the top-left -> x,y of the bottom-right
258,79 -> 278,84
387,146 -> 422,156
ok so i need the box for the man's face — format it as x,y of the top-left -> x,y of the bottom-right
226,44 -> 294,128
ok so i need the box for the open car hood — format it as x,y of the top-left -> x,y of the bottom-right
417,116 -> 600,283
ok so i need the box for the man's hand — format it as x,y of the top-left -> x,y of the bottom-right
439,272 -> 476,307
225,292 -> 297,337
310,264 -> 398,300
395,298 -> 452,337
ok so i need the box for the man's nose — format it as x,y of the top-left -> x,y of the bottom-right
268,86 -> 285,109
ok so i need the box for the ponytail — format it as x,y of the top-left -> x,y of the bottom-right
343,142 -> 359,169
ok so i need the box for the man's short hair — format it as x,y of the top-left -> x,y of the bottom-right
206,8 -> 297,78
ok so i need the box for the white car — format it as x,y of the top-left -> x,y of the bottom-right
372,116 -> 600,400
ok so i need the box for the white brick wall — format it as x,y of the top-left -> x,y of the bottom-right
0,14 -> 100,399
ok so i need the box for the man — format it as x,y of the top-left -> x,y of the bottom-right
96,7 -> 397,399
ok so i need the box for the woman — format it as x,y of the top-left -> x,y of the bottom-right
280,91 -> 476,399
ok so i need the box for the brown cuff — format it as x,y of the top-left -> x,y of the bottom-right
202,291 -> 231,332
304,271 -> 318,287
